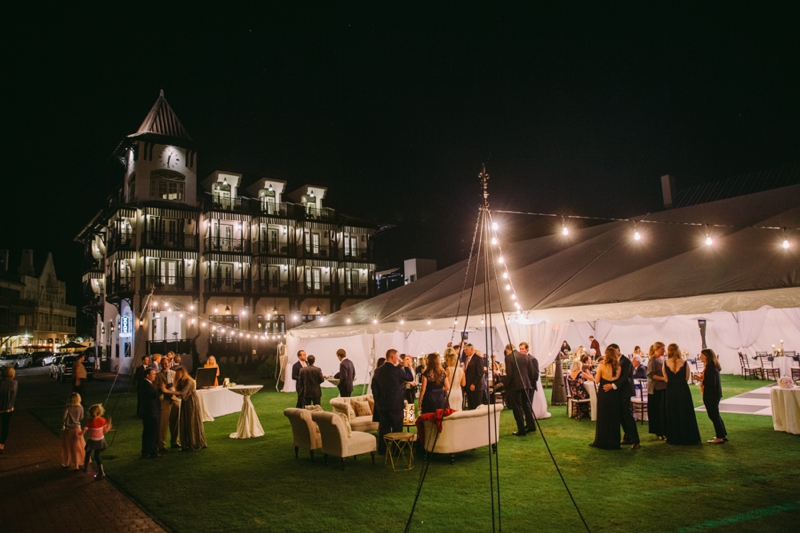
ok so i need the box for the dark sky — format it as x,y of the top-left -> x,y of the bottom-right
3,3 -> 798,318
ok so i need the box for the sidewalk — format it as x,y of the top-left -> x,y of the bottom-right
0,407 -> 167,533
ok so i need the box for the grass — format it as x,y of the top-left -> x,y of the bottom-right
29,375 -> 800,533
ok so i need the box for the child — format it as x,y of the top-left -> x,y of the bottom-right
81,404 -> 111,480
61,393 -> 84,470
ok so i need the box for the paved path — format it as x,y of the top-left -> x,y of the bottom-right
0,369 -> 167,533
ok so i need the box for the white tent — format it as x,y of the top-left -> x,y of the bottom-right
284,185 -> 800,410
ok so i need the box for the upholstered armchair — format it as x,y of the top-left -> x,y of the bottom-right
283,408 -> 322,461
310,411 -> 377,470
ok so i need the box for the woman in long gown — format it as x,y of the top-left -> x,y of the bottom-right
419,353 -> 449,414
444,348 -> 465,411
647,342 -> 667,440
591,347 -> 622,449
204,356 -> 220,387
662,343 -> 701,445
162,367 -> 207,451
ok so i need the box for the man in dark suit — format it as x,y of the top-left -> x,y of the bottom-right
463,344 -> 487,410
603,344 -> 641,449
291,350 -> 308,408
372,349 -> 414,454
299,355 -> 325,406
505,346 -> 538,436
137,368 -> 162,458
134,355 -> 150,417
518,342 -> 540,409
334,348 -> 356,397
632,355 -> 647,380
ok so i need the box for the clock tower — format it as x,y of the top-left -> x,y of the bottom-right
116,90 -> 198,207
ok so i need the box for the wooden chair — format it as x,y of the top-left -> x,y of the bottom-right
738,352 -> 762,380
631,379 -> 648,424
565,376 -> 590,420
583,380 -> 598,421
543,363 -> 555,388
758,356 -> 780,380
791,355 -> 800,381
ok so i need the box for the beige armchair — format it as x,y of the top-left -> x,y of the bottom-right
329,394 -> 378,432
310,411 -> 377,470
283,408 -> 322,461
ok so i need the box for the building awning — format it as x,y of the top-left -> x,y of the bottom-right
108,250 -> 136,260
252,256 -> 297,266
204,253 -> 252,263
298,259 -> 337,268
141,249 -> 198,260
205,211 -> 251,222
145,206 -> 199,220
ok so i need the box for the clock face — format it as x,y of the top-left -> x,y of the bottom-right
159,147 -> 181,169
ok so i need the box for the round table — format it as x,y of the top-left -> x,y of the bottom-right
384,432 -> 417,470
770,387 -> 800,435
771,357 -> 796,378
227,385 -> 265,439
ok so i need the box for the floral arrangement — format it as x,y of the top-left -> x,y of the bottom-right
777,376 -> 795,389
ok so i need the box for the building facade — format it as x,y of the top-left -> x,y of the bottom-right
76,92 -> 377,374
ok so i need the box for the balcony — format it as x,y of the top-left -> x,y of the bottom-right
254,280 -> 293,295
340,281 -> 371,297
337,248 -> 372,262
259,202 -> 289,217
254,239 -> 292,256
205,236 -> 250,254
106,231 -> 135,254
143,232 -> 199,251
211,196 -> 243,211
298,244 -> 337,260
106,276 -> 135,295
301,282 -> 332,295
303,206 -> 336,222
204,277 -> 251,293
143,275 -> 198,293
83,254 -> 104,273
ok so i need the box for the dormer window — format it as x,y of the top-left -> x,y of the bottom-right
150,170 -> 185,201
259,187 -> 276,214
213,179 -> 232,210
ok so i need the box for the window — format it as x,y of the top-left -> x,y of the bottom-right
312,268 -> 321,290
150,170 -> 185,201
257,314 -> 285,335
209,315 -> 240,344
311,233 -> 320,254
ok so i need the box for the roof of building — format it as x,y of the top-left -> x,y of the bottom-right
129,90 -> 193,143
674,162 -> 799,208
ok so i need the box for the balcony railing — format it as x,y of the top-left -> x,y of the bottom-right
254,280 -> 293,295
143,275 -> 197,292
0,296 -> 36,314
258,202 -> 289,217
340,281 -> 371,297
298,244 -> 337,259
106,276 -> 135,294
143,232 -> 199,250
83,254 -> 104,272
204,278 -> 251,293
303,206 -> 336,222
212,196 -> 243,211
254,240 -> 292,256
301,282 -> 332,295
205,236 -> 250,253
337,248 -> 372,261
107,231 -> 135,253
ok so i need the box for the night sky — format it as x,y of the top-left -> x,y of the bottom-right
3,4 -> 798,331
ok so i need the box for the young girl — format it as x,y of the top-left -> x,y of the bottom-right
61,392 -> 84,470
81,404 -> 111,480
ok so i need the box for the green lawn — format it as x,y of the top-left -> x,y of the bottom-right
30,376 -> 800,533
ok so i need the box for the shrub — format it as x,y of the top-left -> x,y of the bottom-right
257,357 -> 277,380
219,360 -> 240,382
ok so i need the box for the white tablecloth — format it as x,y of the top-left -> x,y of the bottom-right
771,387 -> 800,434
196,388 -> 243,422
227,385 -> 265,439
770,357 -> 796,378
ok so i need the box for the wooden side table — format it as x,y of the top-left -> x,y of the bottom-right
384,432 -> 417,471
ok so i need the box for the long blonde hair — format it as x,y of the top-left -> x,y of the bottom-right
444,348 -> 459,369
603,347 -> 619,375
67,392 -> 81,406
667,343 -> 682,361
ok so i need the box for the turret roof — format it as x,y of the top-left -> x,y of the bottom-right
129,90 -> 193,142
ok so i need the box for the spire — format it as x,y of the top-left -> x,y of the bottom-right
131,90 -> 193,142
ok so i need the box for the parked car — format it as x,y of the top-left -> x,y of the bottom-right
15,353 -> 33,368
59,353 -> 94,383
39,352 -> 58,366
0,354 -> 33,369
0,354 -> 19,369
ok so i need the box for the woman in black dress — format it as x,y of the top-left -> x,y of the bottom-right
647,342 -> 667,440
590,347 -> 622,449
662,343 -> 701,445
419,353 -> 450,414
696,348 -> 726,444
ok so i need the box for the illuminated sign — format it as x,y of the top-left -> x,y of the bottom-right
120,314 -> 133,338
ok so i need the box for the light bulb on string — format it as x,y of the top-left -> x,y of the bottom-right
400,319 -> 405,325
705,235 -> 713,246
511,294 -> 517,300
346,318 -> 351,323
498,256 -> 504,264
491,237 -> 498,245
505,284 -> 511,291
783,239 -> 790,249
492,222 -> 498,230
562,225 -> 569,236
634,230 -> 641,241
502,272 -> 508,279
427,320 -> 431,325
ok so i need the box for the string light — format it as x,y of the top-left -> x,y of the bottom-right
492,222 -> 498,230
498,256 -> 504,264
783,238 -> 790,249
505,284 -> 511,291
634,230 -> 641,241
491,237 -> 498,245
562,225 -> 569,236
502,272 -> 508,279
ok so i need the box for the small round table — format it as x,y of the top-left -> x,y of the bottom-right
384,432 -> 417,471
227,385 -> 265,439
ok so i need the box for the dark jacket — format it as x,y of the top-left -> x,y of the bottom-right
299,364 -> 324,399
134,364 -> 148,384
702,365 -> 723,403
464,353 -> 486,391
335,358 -> 356,395
614,356 -> 635,397
292,361 -> 305,396
372,363 -> 414,412
505,351 -> 537,391
632,364 -> 647,380
137,379 -> 161,419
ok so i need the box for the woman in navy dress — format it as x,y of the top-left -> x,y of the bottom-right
419,352 -> 449,414
662,343 -> 701,445
696,348 -> 727,444
590,348 -> 622,449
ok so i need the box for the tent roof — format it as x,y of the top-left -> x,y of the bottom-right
297,185 -> 800,335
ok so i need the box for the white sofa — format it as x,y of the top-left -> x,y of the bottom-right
283,408 -> 322,461
311,411 -> 377,470
420,404 -> 502,463
329,394 -> 378,432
